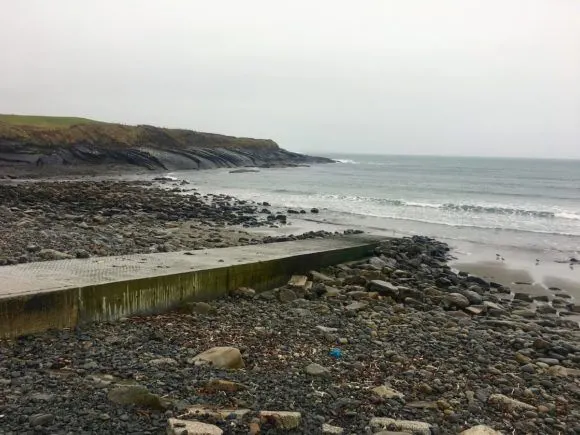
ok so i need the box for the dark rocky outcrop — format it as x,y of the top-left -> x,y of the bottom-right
0,120 -> 332,176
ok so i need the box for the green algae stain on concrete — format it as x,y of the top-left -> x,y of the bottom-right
0,289 -> 78,338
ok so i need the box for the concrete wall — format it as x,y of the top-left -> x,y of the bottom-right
0,241 -> 378,339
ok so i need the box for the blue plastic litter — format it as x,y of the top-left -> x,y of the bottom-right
329,348 -> 342,359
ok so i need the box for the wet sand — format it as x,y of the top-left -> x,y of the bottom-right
449,240 -> 580,299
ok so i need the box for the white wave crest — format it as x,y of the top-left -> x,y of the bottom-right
555,212 -> 580,220
333,159 -> 359,164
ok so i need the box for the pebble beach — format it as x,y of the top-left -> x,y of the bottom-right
1,234 -> 579,434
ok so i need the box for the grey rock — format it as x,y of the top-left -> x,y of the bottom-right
29,413 -> 55,426
512,309 -> 536,318
369,257 -> 387,269
444,293 -> 470,309
536,358 -> 560,366
514,292 -> 533,302
38,248 -> 72,260
190,302 -> 217,315
521,363 -> 536,373
345,301 -> 368,312
488,394 -> 535,411
107,385 -> 165,409
537,305 -> 557,314
459,289 -> 483,305
278,288 -> 298,303
306,363 -> 330,377
309,270 -> 335,283
368,280 -> 399,298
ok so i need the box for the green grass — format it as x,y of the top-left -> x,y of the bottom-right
0,113 -> 279,150
0,114 -> 105,128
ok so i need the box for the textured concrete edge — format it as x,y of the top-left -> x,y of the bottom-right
0,240 -> 380,339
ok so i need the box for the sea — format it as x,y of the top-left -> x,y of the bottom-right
169,154 -> 580,260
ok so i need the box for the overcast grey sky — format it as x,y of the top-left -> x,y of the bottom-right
1,1 -> 579,158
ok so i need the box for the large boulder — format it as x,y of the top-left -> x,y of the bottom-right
190,347 -> 244,369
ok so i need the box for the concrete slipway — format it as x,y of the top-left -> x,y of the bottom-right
0,235 -> 382,338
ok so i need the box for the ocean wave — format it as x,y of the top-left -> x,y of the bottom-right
323,195 -> 580,220
259,190 -> 580,221
439,203 -> 556,218
308,211 -> 580,238
555,212 -> 580,220
333,159 -> 359,164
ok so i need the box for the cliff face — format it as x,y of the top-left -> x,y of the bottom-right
0,120 -> 332,175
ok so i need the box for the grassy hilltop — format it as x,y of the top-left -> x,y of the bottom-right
0,114 -> 104,128
0,114 -> 278,150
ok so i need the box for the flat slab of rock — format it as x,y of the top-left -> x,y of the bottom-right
107,385 -> 164,409
183,405 -> 250,422
167,418 -> 223,435
548,365 -> 580,377
278,287 -> 298,303
190,347 -> 244,369
372,385 -> 404,399
483,301 -> 504,311
460,425 -> 503,434
305,363 -> 330,377
259,410 -> 301,429
204,379 -> 247,393
288,275 -> 308,288
444,293 -> 470,309
345,301 -> 368,312
488,394 -> 535,411
316,325 -> 338,333
322,423 -> 344,434
370,417 -> 431,435
368,280 -> 399,298
309,270 -> 335,283
149,357 -> 178,367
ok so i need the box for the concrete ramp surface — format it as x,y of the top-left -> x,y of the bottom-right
0,235 -> 381,338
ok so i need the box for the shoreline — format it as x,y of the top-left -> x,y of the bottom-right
0,178 -> 354,267
2,173 -> 579,304
2,173 -> 578,307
